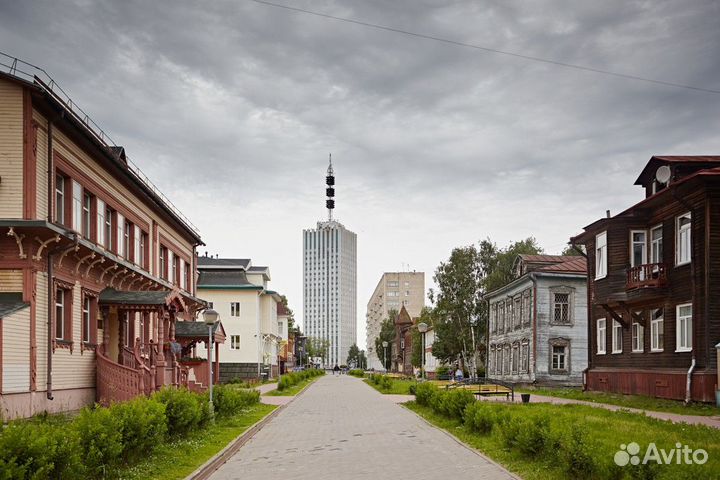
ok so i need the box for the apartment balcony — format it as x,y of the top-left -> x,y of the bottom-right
626,263 -> 668,290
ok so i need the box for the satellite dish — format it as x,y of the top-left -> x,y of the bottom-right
656,165 -> 671,184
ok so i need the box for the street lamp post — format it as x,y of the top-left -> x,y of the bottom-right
203,308 -> 219,415
418,322 -> 428,381
382,340 -> 389,372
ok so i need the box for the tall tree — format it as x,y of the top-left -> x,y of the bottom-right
358,350 -> 367,370
279,294 -> 295,330
429,246 -> 483,377
481,237 -> 543,293
346,343 -> 360,367
306,336 -> 330,366
561,244 -> 585,256
374,309 -> 397,370
411,307 -> 435,368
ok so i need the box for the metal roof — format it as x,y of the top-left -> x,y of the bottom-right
197,257 -> 251,269
0,293 -> 29,318
197,270 -> 262,289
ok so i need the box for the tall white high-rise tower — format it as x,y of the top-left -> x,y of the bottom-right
303,157 -> 357,367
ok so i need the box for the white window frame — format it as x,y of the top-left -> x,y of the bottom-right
82,296 -> 91,343
97,199 -> 106,247
55,173 -> 65,224
631,320 -> 644,353
650,308 -> 664,352
676,213 -> 691,266
116,212 -> 125,258
630,230 -> 647,268
595,231 -> 607,279
55,288 -> 65,340
612,320 -> 623,354
650,225 -> 663,264
551,345 -> 567,371
230,335 -> 241,350
72,180 -> 83,232
675,303 -> 692,352
596,318 -> 606,354
230,302 -> 241,317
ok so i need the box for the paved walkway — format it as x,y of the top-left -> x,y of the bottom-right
386,391 -> 720,429
209,375 -> 516,480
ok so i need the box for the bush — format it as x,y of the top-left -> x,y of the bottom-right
111,396 -> 168,460
348,369 -> 365,377
0,417 -> 83,479
464,401 -> 498,434
380,376 -> 393,390
152,387 -> 204,435
415,382 -> 438,406
560,423 -> 596,478
213,385 -> 260,416
502,413 -> 551,457
74,406 -> 124,476
408,383 -> 417,395
436,365 -> 450,377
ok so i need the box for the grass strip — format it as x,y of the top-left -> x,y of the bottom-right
364,378 -> 416,395
265,375 -> 321,396
406,400 -> 720,480
115,403 -> 276,480
518,387 -> 718,417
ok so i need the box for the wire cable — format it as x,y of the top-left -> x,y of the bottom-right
248,0 -> 720,95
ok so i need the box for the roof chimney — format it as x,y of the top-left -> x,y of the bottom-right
606,210 -> 611,218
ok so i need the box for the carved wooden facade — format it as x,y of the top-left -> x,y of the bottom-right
572,156 -> 720,402
0,69 -> 210,418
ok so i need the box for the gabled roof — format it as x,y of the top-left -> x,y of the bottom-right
197,270 -> 262,289
518,254 -> 578,264
536,257 -> 587,274
98,288 -> 189,310
634,156 -> 720,185
0,293 -> 29,319
277,302 -> 290,316
197,257 -> 251,270
394,305 -> 413,326
175,320 -> 225,342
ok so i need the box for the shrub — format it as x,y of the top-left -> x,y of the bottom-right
436,365 -> 450,377
111,396 -> 168,460
415,382 -> 438,406
213,385 -> 259,416
74,406 -> 124,476
0,417 -> 83,479
502,413 -> 551,457
152,387 -> 204,435
348,369 -> 365,377
380,376 -> 393,390
408,383 -> 417,395
560,423 -> 596,478
464,401 -> 497,434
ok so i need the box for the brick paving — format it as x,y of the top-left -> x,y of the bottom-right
209,375 -> 517,480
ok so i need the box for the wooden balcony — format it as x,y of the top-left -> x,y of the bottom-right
626,263 -> 668,290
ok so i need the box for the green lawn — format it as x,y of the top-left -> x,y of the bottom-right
364,378 -> 416,395
518,387 -> 719,417
406,400 -> 720,480
114,403 -> 276,480
264,375 -> 321,396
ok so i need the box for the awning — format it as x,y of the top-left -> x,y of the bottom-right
99,287 -> 204,313
175,320 -> 226,343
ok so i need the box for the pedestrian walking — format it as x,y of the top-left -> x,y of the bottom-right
333,364 -> 340,375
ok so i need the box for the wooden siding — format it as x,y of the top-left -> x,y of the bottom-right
52,282 -> 95,390
35,271 -> 48,392
33,110 -> 49,220
0,270 -> 23,291
0,80 -> 23,218
2,306 -> 31,393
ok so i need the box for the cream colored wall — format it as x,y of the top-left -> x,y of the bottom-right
33,110 -> 49,219
0,80 -> 23,218
245,273 -> 266,288
197,288 -> 260,364
35,272 -> 48,391
259,295 -> 278,366
0,270 -> 23,291
2,307 -> 31,393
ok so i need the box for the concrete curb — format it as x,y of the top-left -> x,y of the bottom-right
185,380 -> 317,480
400,403 -> 522,480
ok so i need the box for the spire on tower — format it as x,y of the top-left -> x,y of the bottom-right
326,153 -> 335,221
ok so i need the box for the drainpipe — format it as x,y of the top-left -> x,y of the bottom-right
672,188 -> 697,404
46,119 -> 55,400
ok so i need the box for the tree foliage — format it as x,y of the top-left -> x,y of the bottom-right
346,343 -> 360,366
278,294 -> 295,330
561,244 -> 585,256
411,307 -> 435,368
306,336 -> 330,365
374,309 -> 397,370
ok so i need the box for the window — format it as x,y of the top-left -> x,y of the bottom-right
55,173 -> 65,224
523,290 -> 531,326
55,288 -> 66,340
72,180 -> 83,232
117,212 -> 126,257
82,296 -> 91,343
632,317 -> 644,352
676,303 -> 692,352
134,226 -> 141,266
514,296 -> 521,328
97,199 -> 106,247
208,302 -> 214,309
387,291 -> 399,297
553,292 -> 570,324
631,230 -> 647,267
650,226 -> 663,264
521,341 -> 530,373
172,254 -> 179,284
405,290 -> 411,296
123,219 -> 131,261
651,308 -> 664,352
498,302 -> 505,333
139,313 -> 150,345
595,231 -> 607,279
122,312 -> 131,347
82,192 -> 92,238
387,281 -> 399,287
230,335 -> 241,349
230,302 -> 241,317
180,260 -> 187,290
597,319 -> 607,354
612,320 -> 623,353
552,345 -> 567,370
511,343 -> 519,373
159,246 -> 167,279
676,213 -> 691,265
105,206 -> 114,252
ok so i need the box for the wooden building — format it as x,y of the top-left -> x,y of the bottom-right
486,255 -> 588,386
572,156 -> 720,402
0,63 -> 213,419
391,305 -> 415,375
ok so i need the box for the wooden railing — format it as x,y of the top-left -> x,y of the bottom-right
96,350 -> 145,405
626,263 -> 668,290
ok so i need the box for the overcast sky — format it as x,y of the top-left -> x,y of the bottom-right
2,0 -> 719,348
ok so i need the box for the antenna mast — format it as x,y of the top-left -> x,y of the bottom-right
326,154 -> 335,222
